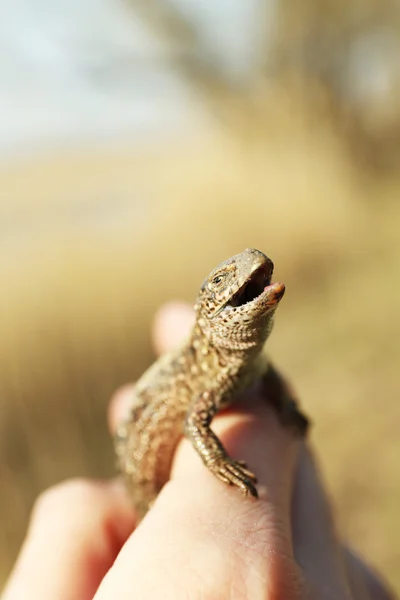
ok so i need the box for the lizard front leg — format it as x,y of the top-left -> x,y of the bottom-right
184,390 -> 258,498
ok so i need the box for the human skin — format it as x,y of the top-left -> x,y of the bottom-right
2,303 -> 395,600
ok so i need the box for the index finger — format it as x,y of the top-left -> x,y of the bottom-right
104,305 -> 306,599
102,388 -> 304,599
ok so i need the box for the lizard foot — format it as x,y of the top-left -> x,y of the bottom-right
207,458 -> 258,498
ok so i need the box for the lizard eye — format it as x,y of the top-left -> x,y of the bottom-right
212,275 -> 223,284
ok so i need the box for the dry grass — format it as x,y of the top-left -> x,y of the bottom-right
0,106 -> 399,591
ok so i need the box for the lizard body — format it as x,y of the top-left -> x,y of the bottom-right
115,248 -> 308,519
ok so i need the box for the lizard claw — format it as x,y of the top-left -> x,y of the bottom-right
207,458 -> 258,498
236,459 -> 250,468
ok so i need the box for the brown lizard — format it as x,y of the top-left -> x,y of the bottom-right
115,248 -> 309,520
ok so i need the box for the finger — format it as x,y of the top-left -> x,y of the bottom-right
175,382 -> 303,517
2,479 -> 135,600
344,547 -> 396,600
105,305 -> 306,597
291,445 -> 354,598
152,301 -> 194,355
109,382 -> 301,514
108,384 -> 135,433
96,387 -> 306,600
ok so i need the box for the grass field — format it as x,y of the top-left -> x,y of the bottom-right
0,107 -> 399,592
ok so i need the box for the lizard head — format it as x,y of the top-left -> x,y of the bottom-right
195,248 -> 285,349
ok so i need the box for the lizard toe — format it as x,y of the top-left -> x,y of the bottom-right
211,459 -> 259,498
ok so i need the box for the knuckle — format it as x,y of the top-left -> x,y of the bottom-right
32,478 -> 101,521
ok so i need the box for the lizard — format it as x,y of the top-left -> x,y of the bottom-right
114,248 -> 309,520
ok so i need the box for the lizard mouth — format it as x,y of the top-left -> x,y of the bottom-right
226,264 -> 285,309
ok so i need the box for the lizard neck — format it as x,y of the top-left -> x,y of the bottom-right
185,321 -> 266,405
192,312 -> 274,353
187,320 -> 266,376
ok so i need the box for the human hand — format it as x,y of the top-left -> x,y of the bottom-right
2,303 -> 395,599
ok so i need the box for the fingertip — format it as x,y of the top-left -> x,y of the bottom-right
108,385 -> 135,433
152,302 -> 194,355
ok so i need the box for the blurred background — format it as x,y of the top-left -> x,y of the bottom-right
0,0 -> 399,593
